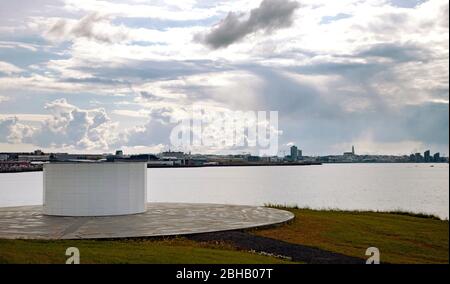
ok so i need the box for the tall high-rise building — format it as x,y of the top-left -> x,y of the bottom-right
290,145 -> 298,161
424,150 -> 431,162
352,145 -> 355,155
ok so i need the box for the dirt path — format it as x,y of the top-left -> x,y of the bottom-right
188,231 -> 365,264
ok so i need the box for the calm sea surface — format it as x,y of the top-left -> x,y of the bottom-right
0,163 -> 448,219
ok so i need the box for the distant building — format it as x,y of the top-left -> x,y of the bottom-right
414,153 -> 423,162
186,157 -> 207,166
343,145 -> 356,157
160,150 -> 185,159
424,150 -> 431,162
147,160 -> 176,166
0,154 -> 8,161
268,156 -> 282,163
247,156 -> 261,162
18,154 -> 50,162
129,154 -> 158,161
115,150 -> 124,157
290,145 -> 298,161
433,152 -> 441,162
297,149 -> 303,160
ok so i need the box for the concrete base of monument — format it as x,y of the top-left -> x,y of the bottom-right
0,203 -> 294,240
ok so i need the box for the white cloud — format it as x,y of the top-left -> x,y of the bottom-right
0,113 -> 52,122
0,41 -> 38,51
0,61 -> 23,75
0,99 -> 122,150
0,95 -> 10,103
30,98 -> 120,150
62,0 -> 224,20
112,109 -> 151,118
0,117 -> 35,144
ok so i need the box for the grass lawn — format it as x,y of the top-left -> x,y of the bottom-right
253,208 -> 449,264
0,238 -> 293,264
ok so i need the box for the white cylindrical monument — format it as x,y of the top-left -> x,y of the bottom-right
43,162 -> 147,216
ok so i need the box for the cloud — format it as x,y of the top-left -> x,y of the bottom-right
123,109 -> 175,147
140,91 -> 164,101
30,98 -> 120,150
0,61 -> 23,75
0,0 -> 448,155
0,95 -> 10,103
112,109 -> 152,118
0,117 -> 34,143
62,0 -> 221,21
0,114 -> 51,122
46,13 -> 129,43
196,0 -> 300,49
355,43 -> 431,62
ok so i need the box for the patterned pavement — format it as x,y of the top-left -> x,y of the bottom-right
0,203 -> 294,240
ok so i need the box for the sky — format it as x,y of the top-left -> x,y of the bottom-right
0,0 -> 448,156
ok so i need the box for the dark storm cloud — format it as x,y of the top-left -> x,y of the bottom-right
390,102 -> 449,146
47,13 -> 128,43
278,102 -> 449,155
231,64 -> 448,154
196,0 -> 300,49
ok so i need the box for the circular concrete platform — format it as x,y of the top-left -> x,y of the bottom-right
0,203 -> 294,240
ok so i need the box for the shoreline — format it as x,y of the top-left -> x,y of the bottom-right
0,162 -> 322,173
1,161 -> 448,173
0,168 -> 43,174
147,161 -> 322,168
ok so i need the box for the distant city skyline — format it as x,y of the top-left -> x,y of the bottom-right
0,0 -> 448,156
0,145 -> 447,159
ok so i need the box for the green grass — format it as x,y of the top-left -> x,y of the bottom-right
254,207 -> 449,264
265,203 -> 444,220
0,238 -> 293,264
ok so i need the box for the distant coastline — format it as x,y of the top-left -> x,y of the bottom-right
1,146 -> 448,174
2,161 -> 449,173
147,161 -> 322,168
0,168 -> 43,174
